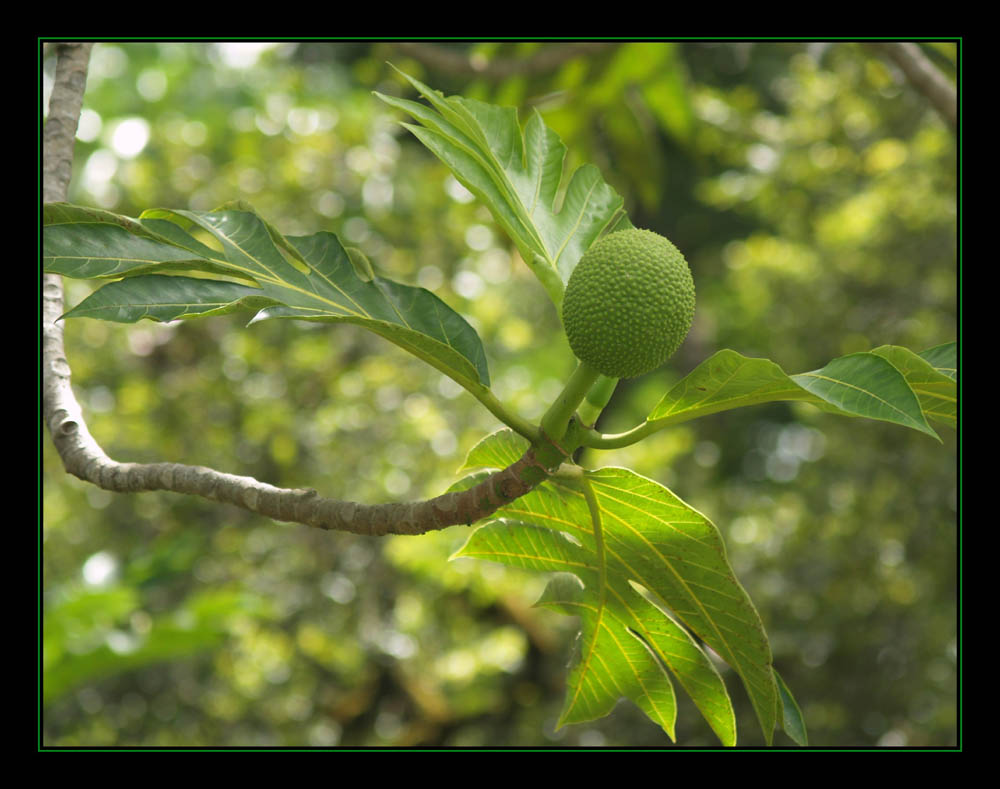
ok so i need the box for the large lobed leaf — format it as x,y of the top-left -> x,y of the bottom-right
645,345 -> 957,439
452,430 -> 793,746
376,69 -> 630,307
43,203 -> 491,393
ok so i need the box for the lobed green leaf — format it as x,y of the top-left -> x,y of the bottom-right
44,218 -> 236,281
453,431 -> 775,745
44,203 -> 491,391
376,69 -> 628,307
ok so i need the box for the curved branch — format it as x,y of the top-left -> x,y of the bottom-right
41,43 -> 554,537
45,400 -> 553,535
44,272 -> 553,533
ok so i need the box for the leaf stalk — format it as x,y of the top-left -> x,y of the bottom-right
576,374 -> 619,428
581,420 -> 659,449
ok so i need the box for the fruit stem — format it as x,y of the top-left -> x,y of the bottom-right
576,374 -> 619,428
539,360 -> 602,443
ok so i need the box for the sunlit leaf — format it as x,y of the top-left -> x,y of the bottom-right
536,571 -> 680,740
453,430 -> 773,745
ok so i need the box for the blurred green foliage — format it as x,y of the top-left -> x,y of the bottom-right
42,41 -> 957,747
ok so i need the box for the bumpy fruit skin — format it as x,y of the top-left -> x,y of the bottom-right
562,228 -> 695,379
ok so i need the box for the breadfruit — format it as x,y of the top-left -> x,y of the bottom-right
562,228 -> 695,379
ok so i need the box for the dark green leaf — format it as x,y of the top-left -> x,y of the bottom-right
647,349 -> 944,439
791,352 -> 935,438
44,204 -> 491,390
61,275 -> 273,323
44,220 -> 234,280
871,345 -> 956,429
919,341 -> 957,382
775,670 -> 809,746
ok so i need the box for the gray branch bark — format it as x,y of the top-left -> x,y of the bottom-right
42,43 -> 554,536
43,43 -> 92,204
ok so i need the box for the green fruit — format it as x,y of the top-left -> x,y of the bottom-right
562,228 -> 695,379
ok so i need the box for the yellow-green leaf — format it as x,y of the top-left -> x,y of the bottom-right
453,431 -> 773,745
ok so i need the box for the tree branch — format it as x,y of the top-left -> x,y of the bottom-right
42,43 -> 555,537
45,416 -> 554,535
43,43 -> 92,204
867,42 -> 957,130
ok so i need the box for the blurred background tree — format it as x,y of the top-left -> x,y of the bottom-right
42,40 -> 958,747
